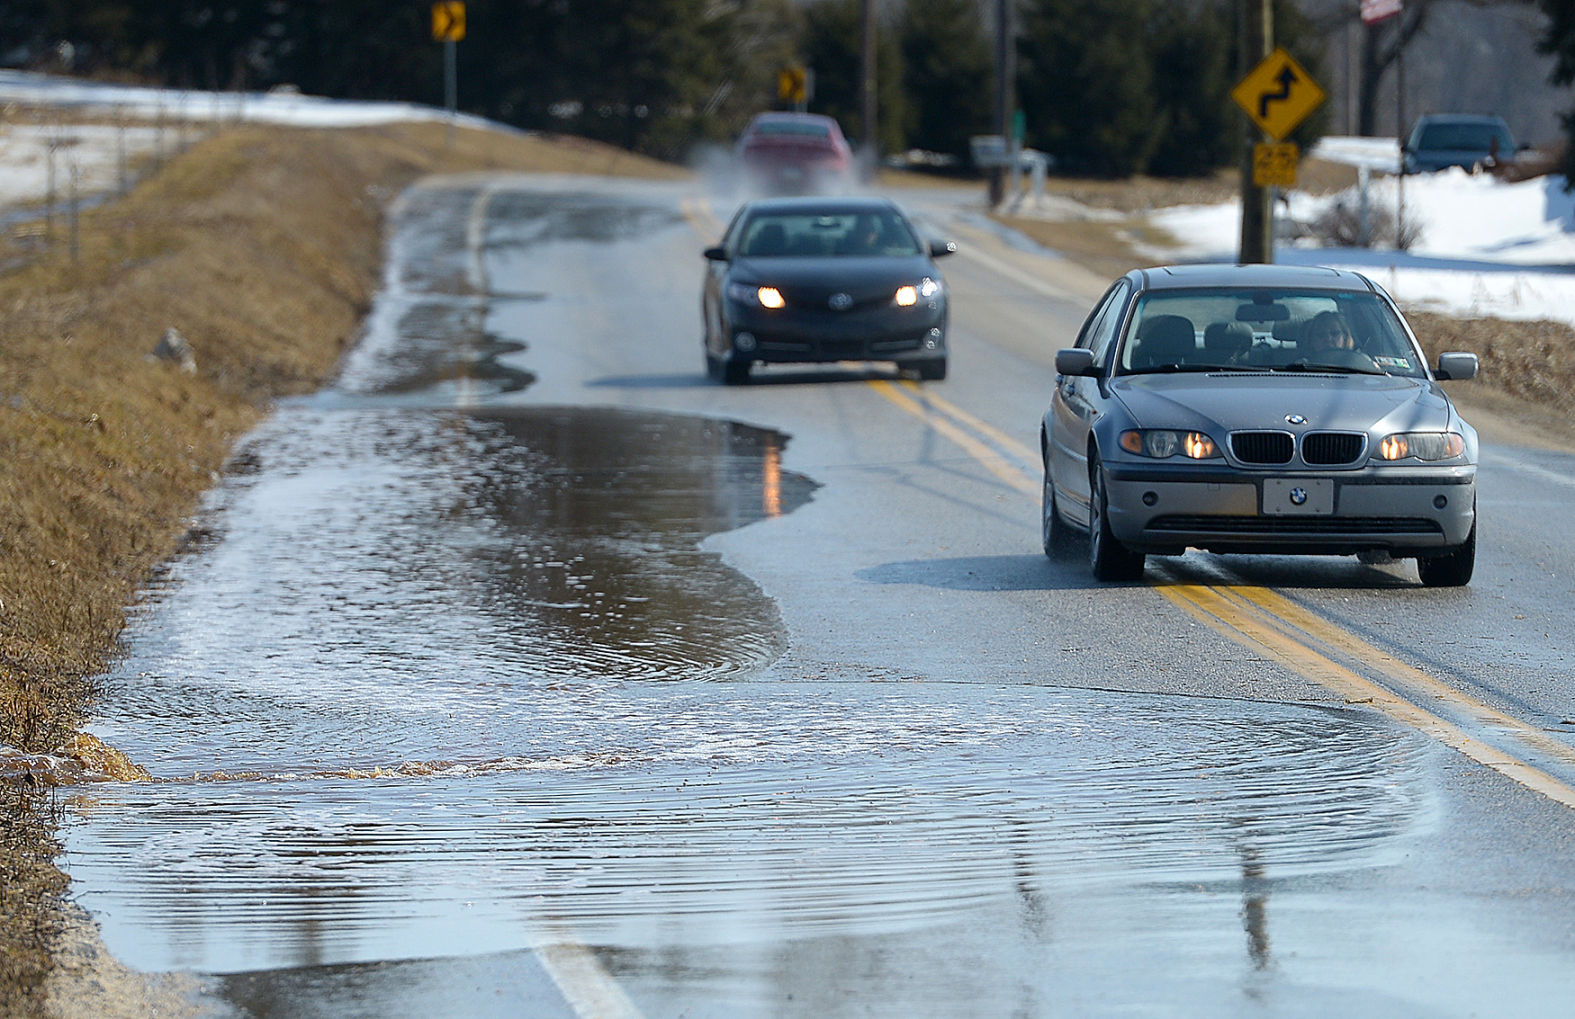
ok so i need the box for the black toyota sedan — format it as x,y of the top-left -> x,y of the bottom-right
701,196 -> 954,384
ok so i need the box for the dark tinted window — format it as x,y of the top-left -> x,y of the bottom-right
737,210 -> 920,258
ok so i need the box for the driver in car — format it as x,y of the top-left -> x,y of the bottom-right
1307,310 -> 1355,351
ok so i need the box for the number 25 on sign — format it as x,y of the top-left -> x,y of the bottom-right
1253,142 -> 1298,189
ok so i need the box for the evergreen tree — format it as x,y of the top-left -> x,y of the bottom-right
802,0 -> 906,156
898,0 -> 993,165
1016,0 -> 1156,177
1538,0 -> 1575,180
1146,1 -> 1234,177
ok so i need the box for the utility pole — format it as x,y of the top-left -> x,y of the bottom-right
861,0 -> 877,172
1238,0 -> 1273,263
990,0 -> 1010,207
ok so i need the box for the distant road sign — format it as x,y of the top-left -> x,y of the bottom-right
1253,142 -> 1299,188
777,66 -> 807,105
1231,48 -> 1325,141
432,1 -> 466,42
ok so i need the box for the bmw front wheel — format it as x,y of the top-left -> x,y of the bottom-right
1088,454 -> 1145,582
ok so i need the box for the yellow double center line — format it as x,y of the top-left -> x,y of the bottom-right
871,378 -> 1575,811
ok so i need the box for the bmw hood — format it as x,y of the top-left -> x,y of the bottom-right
1110,372 -> 1463,436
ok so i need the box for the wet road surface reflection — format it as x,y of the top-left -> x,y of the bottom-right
63,181 -> 1472,1012
69,685 -> 1431,979
93,401 -> 814,777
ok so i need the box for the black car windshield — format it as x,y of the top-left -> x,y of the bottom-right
735,210 -> 921,258
1415,122 -> 1513,153
1117,288 -> 1429,378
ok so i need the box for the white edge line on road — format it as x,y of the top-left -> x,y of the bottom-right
536,939 -> 645,1019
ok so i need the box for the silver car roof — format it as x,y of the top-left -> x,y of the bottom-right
1128,263 -> 1383,293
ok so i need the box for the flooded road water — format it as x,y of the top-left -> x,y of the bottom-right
62,180 -> 1575,1016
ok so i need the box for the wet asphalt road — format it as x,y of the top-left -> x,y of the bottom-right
64,174 -> 1575,1016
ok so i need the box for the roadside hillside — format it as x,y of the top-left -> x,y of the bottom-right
0,117 -> 681,1017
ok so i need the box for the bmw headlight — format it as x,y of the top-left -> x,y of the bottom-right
727,281 -> 785,309
1119,429 -> 1220,459
1376,431 -> 1466,461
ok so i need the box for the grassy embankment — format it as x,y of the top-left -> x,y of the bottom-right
0,115 -> 681,1016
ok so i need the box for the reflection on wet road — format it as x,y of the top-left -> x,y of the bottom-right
62,179 -> 1559,1015
70,685 -> 1428,976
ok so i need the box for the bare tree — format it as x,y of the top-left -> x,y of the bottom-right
1328,0 -> 1538,137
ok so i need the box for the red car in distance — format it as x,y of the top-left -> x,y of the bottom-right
736,112 -> 855,194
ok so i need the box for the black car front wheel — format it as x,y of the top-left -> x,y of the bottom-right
722,359 -> 751,385
1089,454 -> 1145,582
915,358 -> 947,382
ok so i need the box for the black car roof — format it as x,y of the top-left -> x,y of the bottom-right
737,196 -> 902,217
1130,263 -> 1380,293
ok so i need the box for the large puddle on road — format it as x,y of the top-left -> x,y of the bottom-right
63,182 -> 1449,1000
90,400 -> 815,777
71,682 -> 1432,976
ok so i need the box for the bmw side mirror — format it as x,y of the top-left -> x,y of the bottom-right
1055,348 -> 1098,377
704,245 -> 728,261
930,239 -> 957,258
1434,351 -> 1478,381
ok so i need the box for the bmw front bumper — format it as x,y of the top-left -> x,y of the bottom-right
1102,461 -> 1477,555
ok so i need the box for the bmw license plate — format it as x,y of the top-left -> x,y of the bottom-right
1262,478 -> 1333,515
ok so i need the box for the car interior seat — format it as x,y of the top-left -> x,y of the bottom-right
748,222 -> 788,256
1131,315 -> 1196,368
1203,321 -> 1252,362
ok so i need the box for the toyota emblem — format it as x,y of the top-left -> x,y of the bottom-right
828,292 -> 854,311
1289,487 -> 1309,506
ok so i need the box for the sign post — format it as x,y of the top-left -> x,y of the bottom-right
1231,41 -> 1325,262
432,2 -> 466,145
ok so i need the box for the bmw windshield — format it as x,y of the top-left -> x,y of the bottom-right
1118,288 -> 1429,378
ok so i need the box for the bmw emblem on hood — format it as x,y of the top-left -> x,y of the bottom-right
828,292 -> 854,311
1286,413 -> 1307,425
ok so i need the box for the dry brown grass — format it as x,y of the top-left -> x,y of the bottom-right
0,116 -> 682,1015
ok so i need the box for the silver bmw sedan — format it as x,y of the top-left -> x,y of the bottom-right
1041,264 -> 1479,586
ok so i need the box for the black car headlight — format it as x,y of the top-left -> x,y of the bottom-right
1119,429 -> 1220,459
1375,431 -> 1466,462
727,281 -> 785,309
895,277 -> 942,307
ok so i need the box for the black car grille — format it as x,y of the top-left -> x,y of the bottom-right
1147,515 -> 1443,536
820,339 -> 864,359
1231,431 -> 1293,464
1302,432 -> 1366,466
1228,430 -> 1366,466
783,287 -> 888,313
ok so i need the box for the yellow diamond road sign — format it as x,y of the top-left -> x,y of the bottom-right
1231,48 -> 1324,141
778,66 -> 807,105
432,1 -> 465,42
